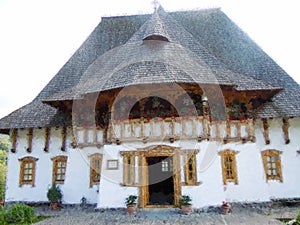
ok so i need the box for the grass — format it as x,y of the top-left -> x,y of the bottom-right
0,204 -> 48,225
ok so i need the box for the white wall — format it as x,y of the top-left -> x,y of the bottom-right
6,127 -> 101,204
5,117 -> 300,208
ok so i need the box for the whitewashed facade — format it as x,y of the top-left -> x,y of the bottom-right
5,117 -> 300,208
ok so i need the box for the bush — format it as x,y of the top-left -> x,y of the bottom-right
47,184 -> 63,203
0,203 -> 46,224
179,195 -> 192,206
295,211 -> 300,225
0,205 -> 8,225
125,195 -> 137,206
5,203 -> 35,224
0,149 -> 7,202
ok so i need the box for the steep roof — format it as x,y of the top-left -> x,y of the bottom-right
0,7 -> 299,132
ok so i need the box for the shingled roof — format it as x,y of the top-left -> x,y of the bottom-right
0,7 -> 299,132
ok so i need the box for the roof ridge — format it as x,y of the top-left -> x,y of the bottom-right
100,7 -> 221,20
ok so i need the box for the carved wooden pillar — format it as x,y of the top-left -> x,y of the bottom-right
93,126 -> 97,144
11,129 -> 18,153
248,119 -> 255,142
226,120 -> 231,140
173,151 -> 181,207
138,154 -> 148,208
44,127 -> 50,152
27,128 -> 33,153
140,118 -> 145,140
139,98 -> 147,118
71,127 -> 77,148
61,126 -> 67,151
237,122 -> 241,140
171,117 -> 175,138
282,118 -> 290,144
215,122 -> 220,140
108,97 -> 116,143
262,118 -> 270,144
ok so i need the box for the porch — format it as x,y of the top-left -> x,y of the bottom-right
73,116 -> 254,148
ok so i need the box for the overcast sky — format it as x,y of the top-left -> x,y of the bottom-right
0,0 -> 299,118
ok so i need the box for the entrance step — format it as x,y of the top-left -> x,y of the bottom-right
136,208 -> 181,220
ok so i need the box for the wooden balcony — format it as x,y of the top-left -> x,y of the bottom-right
73,116 -> 255,148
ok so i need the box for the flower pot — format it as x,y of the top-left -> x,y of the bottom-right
50,202 -> 59,210
221,205 -> 231,214
127,205 -> 137,214
180,205 -> 193,215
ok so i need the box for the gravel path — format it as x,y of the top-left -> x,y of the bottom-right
34,204 -> 300,225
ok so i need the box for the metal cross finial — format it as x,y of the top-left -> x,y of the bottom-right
152,0 -> 160,11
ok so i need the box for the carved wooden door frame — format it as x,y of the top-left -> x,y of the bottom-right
137,145 -> 181,208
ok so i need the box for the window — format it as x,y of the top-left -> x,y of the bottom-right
183,150 -> 199,185
52,156 -> 67,184
261,150 -> 283,182
162,160 -> 169,172
19,157 -> 38,186
89,154 -> 103,187
220,150 -> 238,185
107,160 -> 119,170
120,152 -> 136,186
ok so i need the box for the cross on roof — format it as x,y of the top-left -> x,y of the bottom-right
152,0 -> 160,11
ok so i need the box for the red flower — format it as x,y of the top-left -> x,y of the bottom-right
222,201 -> 230,207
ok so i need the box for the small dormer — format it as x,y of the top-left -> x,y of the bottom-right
127,6 -> 173,43
143,34 -> 169,42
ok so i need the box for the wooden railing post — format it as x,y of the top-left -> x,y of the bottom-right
248,119 -> 255,142
140,117 -> 145,140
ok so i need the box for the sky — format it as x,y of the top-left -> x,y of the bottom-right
0,0 -> 299,119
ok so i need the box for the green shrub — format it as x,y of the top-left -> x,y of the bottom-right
0,203 -> 47,224
295,211 -> 300,225
47,184 -> 63,203
179,195 -> 192,206
0,150 -> 7,202
5,203 -> 35,224
125,195 -> 137,206
0,206 -> 8,225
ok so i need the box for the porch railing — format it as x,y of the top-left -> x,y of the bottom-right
74,116 -> 254,148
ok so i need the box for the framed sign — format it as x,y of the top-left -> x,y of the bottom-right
107,159 -> 119,170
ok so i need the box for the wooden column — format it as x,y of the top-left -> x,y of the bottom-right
71,127 -> 77,148
27,128 -> 33,153
171,117 -> 175,139
237,123 -> 241,140
108,98 -> 116,143
140,117 -> 145,140
282,118 -> 290,144
11,129 -> 18,153
44,127 -> 50,152
226,120 -> 231,140
262,119 -> 270,144
138,154 -> 148,208
61,127 -> 67,151
173,151 -> 181,207
248,119 -> 255,142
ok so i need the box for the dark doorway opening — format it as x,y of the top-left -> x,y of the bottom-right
147,156 -> 174,205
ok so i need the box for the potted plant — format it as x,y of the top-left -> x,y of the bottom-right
125,195 -> 138,214
179,195 -> 193,215
47,184 -> 63,210
221,201 -> 231,214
